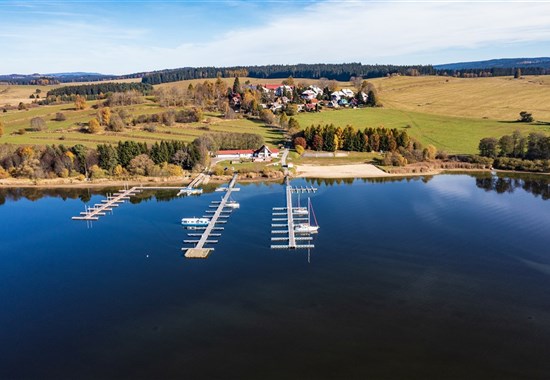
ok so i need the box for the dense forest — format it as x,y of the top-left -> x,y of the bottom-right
46,83 -> 153,98
140,63 -> 437,84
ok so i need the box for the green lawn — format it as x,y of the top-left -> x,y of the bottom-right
293,151 -> 381,165
294,108 -> 550,154
0,103 -> 284,148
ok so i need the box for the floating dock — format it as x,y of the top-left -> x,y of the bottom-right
270,176 -> 317,250
177,173 -> 208,196
72,172 -> 207,222
72,186 -> 141,221
183,174 -> 239,259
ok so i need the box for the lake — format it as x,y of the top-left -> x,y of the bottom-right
1,173 -> 550,379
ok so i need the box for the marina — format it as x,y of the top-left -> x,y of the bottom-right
183,174 -> 239,259
270,176 -> 318,250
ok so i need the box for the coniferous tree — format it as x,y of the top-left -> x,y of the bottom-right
232,77 -> 242,95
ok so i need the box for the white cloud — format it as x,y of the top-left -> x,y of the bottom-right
2,1 -> 550,73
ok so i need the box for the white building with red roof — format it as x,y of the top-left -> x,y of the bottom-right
216,145 -> 279,160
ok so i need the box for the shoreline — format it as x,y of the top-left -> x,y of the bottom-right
1,164 -> 547,189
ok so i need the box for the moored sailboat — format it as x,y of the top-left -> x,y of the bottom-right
294,198 -> 319,234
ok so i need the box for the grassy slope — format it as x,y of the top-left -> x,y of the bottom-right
0,78 -> 140,105
0,102 -> 283,148
369,75 -> 550,121
2,75 -> 549,154
294,107 -> 550,154
294,75 -> 550,154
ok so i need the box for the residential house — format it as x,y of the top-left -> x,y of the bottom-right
216,145 -> 280,160
253,145 -> 280,160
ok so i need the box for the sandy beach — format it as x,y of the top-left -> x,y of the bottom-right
295,164 -> 392,178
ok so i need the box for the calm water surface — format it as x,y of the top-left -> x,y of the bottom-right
1,174 -> 550,379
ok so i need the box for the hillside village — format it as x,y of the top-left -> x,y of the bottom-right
229,79 -> 375,115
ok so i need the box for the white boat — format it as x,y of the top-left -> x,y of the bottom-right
294,198 -> 319,234
225,200 -> 240,209
295,223 -> 319,234
293,192 -> 308,215
181,217 -> 209,227
293,207 -> 308,215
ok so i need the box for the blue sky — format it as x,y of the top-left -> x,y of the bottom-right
1,0 -> 550,74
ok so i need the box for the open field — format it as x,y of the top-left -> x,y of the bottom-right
0,102 -> 283,147
294,107 -> 550,154
0,78 -> 140,105
1,75 -> 550,154
370,75 -> 550,121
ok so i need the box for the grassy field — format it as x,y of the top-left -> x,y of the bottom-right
294,107 -> 550,154
370,75 -> 550,121
1,75 -> 550,155
0,78 -> 140,105
0,101 -> 284,148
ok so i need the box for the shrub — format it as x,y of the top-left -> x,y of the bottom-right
144,124 -> 157,132
295,145 -> 305,155
30,117 -> 47,131
54,112 -> 66,121
88,118 -> 101,134
260,109 -> 276,125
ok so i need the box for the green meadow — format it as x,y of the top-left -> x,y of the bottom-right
294,107 -> 550,154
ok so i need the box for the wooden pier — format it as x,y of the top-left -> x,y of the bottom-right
184,174 -> 239,259
72,186 -> 141,221
177,173 -> 208,196
270,176 -> 317,250
72,172 -> 207,222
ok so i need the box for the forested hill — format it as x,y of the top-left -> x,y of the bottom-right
0,72 -> 141,85
435,57 -> 550,70
140,63 -> 436,84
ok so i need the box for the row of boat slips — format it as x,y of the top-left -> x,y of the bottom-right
182,174 -> 240,259
271,182 -> 319,250
71,173 -> 210,222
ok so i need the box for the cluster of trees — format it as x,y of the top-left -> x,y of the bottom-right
478,131 -> 550,172
479,131 -> 550,160
141,63 -> 437,85
132,108 -> 204,127
0,138 -> 211,180
294,125 -> 438,166
46,83 -> 153,99
295,125 -> 412,153
154,79 -> 229,110
194,132 -> 264,151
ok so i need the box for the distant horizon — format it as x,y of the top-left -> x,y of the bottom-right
3,56 -> 550,77
2,1 -> 550,75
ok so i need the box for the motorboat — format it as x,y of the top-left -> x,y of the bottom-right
181,217 -> 209,227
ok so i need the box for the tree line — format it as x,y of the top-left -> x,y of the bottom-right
0,139 -> 208,180
141,63 -> 437,85
0,130 -> 264,180
294,125 -> 412,153
292,124 -> 438,166
46,83 -> 153,99
437,67 -> 550,78
478,131 -> 550,172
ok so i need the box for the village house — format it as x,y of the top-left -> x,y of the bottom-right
216,145 -> 280,161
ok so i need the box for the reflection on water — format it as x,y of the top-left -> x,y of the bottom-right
475,173 -> 550,199
1,173 -> 550,379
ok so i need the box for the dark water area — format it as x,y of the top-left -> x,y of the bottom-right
1,173 -> 550,379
